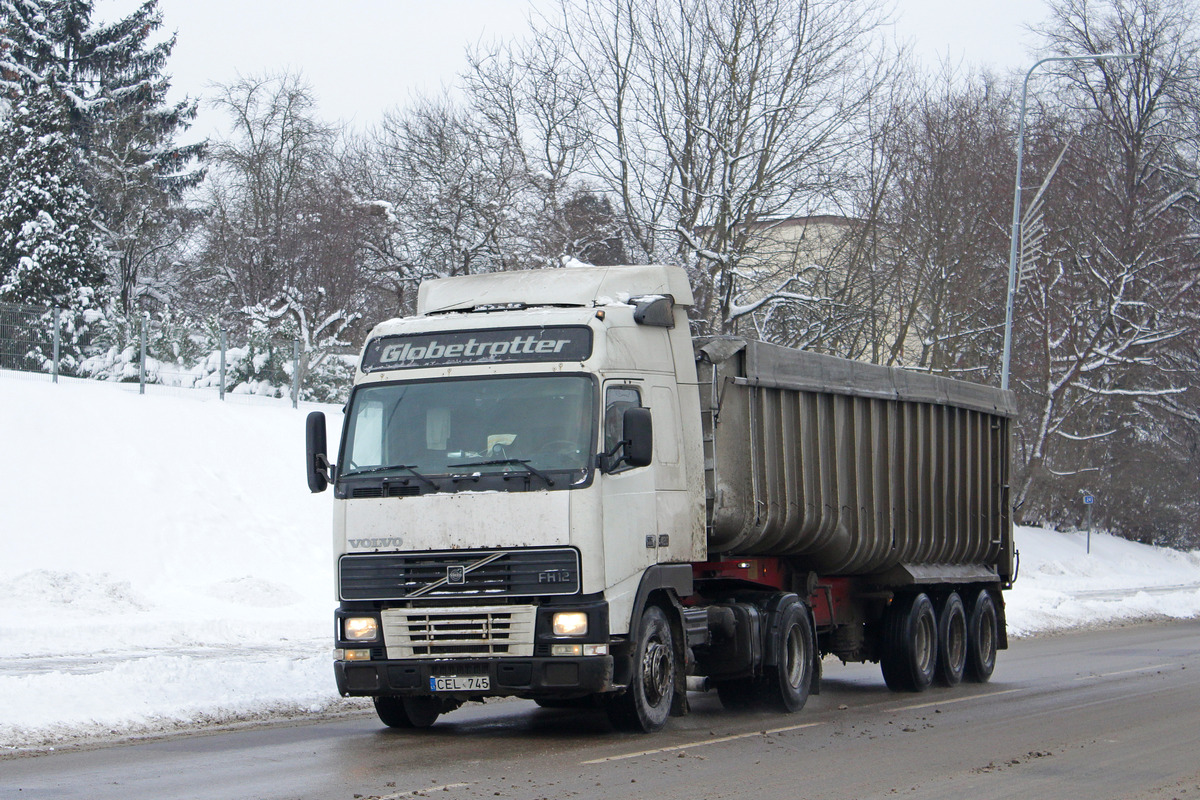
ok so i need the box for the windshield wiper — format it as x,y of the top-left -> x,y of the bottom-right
447,459 -> 555,487
339,463 -> 439,491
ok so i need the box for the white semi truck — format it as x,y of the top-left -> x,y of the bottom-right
305,264 -> 1016,732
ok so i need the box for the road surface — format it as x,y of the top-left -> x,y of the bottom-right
3,620 -> 1198,800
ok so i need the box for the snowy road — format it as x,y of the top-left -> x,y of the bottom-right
4,621 -> 1199,800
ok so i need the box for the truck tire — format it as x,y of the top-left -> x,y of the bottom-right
606,604 -> 676,733
714,678 -> 756,709
760,600 -> 814,712
373,696 -> 420,728
880,593 -> 937,692
373,695 -> 443,728
534,696 -> 597,709
965,589 -> 998,683
374,696 -> 414,728
935,592 -> 967,687
402,696 -> 443,728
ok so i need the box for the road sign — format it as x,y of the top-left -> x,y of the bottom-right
1083,495 -> 1094,554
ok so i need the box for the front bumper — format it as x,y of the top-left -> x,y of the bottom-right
335,655 -> 615,698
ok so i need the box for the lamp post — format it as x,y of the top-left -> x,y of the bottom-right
1000,53 -> 1137,391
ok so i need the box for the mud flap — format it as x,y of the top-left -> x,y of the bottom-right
810,605 -> 822,695
666,594 -> 690,717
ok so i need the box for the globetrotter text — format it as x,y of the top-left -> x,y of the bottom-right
359,325 -> 594,372
378,336 -> 572,364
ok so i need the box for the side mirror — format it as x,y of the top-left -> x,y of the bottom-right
622,406 -> 653,468
306,411 -> 331,493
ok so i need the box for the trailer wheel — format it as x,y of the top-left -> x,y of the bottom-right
880,593 -> 937,692
607,604 -> 676,733
935,593 -> 967,687
761,601 -> 814,712
965,589 -> 998,683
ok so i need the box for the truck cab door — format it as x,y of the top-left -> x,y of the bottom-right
600,383 -> 659,606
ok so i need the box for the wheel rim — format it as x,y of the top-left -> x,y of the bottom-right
642,635 -> 673,707
948,613 -> 967,670
915,612 -> 935,674
979,607 -> 996,668
784,624 -> 808,689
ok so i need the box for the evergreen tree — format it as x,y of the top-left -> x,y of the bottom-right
0,84 -> 105,307
0,0 -> 202,312
52,0 -> 204,312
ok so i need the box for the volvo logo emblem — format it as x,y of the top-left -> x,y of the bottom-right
446,565 -> 466,585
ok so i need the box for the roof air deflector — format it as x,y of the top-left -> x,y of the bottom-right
631,295 -> 675,328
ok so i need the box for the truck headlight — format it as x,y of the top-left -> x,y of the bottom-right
552,611 -> 588,636
344,617 -> 379,641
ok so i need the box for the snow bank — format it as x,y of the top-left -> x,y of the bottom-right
0,372 -> 343,751
1006,525 -> 1200,636
1,370 -> 1198,752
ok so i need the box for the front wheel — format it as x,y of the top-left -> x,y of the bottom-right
607,604 -> 676,733
534,696 -> 598,709
373,696 -> 415,728
372,696 -> 443,729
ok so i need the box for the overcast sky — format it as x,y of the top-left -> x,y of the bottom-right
98,0 -> 1052,142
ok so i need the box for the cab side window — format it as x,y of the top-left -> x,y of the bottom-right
604,386 -> 642,470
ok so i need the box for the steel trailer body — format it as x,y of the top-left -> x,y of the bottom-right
699,336 -> 1015,578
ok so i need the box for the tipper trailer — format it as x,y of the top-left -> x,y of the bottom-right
305,264 -> 1016,732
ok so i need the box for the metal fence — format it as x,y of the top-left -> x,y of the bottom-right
0,301 -> 354,407
0,302 -> 55,374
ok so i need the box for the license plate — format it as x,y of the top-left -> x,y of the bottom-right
430,675 -> 490,692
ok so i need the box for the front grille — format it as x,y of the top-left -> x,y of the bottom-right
339,548 -> 580,601
382,605 -> 536,658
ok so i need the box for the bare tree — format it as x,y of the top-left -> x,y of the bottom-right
198,73 -> 338,308
192,72 -> 373,379
465,32 -> 599,265
524,0 -> 897,333
344,95 -> 529,317
881,69 -> 1015,375
1013,0 -> 1200,526
753,64 -> 1016,372
788,70 -> 914,365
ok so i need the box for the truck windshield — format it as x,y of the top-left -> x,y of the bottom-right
340,375 -> 595,485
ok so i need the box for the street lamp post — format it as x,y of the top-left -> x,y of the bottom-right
1000,53 -> 1137,391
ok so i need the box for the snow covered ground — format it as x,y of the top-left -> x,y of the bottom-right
2,370 -> 1199,753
